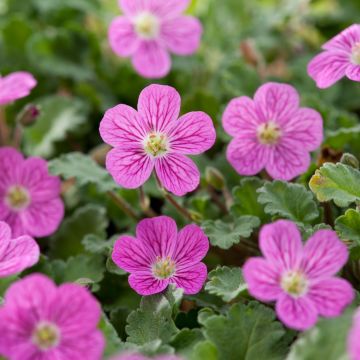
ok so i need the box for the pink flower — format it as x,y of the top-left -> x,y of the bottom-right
308,24 -> 360,88
111,353 -> 181,360
0,147 -> 64,238
0,274 -> 105,360
100,84 -> 216,196
0,71 -> 37,105
0,221 -> 39,277
108,0 -> 202,78
348,308 -> 360,360
112,216 -> 209,296
222,82 -> 323,181
243,220 -> 354,331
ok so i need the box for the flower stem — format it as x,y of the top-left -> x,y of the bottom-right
139,187 -> 157,217
0,107 -> 10,145
107,191 -> 139,221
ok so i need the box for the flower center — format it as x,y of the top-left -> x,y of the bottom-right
143,132 -> 169,157
351,42 -> 360,65
5,185 -> 30,211
280,271 -> 308,298
32,322 -> 60,351
257,121 -> 282,145
152,256 -> 176,279
134,12 -> 160,40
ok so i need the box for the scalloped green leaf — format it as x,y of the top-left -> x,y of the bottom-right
335,209 -> 360,246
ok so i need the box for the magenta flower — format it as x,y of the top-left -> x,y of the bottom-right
0,147 -> 64,238
243,220 -> 354,331
112,216 -> 209,296
108,0 -> 202,78
348,308 -> 360,360
0,221 -> 39,277
0,71 -> 37,105
0,274 -> 105,359
100,84 -> 216,196
111,353 -> 181,360
222,82 -> 323,181
308,24 -> 360,88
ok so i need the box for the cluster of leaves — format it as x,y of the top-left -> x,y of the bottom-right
1,0 -> 360,358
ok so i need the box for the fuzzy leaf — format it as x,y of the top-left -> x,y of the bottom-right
335,209 -> 360,246
99,313 -> 123,357
309,163 -> 360,207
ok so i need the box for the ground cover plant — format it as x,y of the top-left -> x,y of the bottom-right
0,0 -> 360,359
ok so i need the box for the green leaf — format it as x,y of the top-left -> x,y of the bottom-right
202,302 -> 292,360
50,204 -> 108,259
287,309 -> 354,360
49,152 -> 116,192
335,209 -> 360,246
202,216 -> 260,249
205,266 -> 247,302
257,181 -> 319,225
82,234 -> 115,255
170,328 -> 204,357
23,95 -> 89,158
189,340 -> 218,360
309,163 -> 360,207
99,313 -> 123,357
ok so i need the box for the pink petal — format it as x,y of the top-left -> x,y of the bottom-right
0,235 -> 40,277
323,24 -> 360,52
308,278 -> 354,317
137,84 -> 180,132
21,198 -> 64,238
266,142 -> 310,181
132,41 -> 171,79
0,221 -> 11,240
106,147 -> 154,189
136,216 -> 177,259
346,64 -> 360,82
0,214 -> 26,239
276,294 -> 318,330
226,138 -> 269,176
222,96 -> 262,137
108,17 -> 140,57
167,111 -> 216,155
112,236 -> 152,273
0,147 -> 23,191
254,82 -> 300,124
161,16 -> 202,55
301,230 -> 348,279
129,271 -> 169,295
281,108 -> 323,152
99,104 -> 148,147
172,262 -> 207,295
243,257 -> 282,301
349,310 -> 360,360
307,51 -> 349,89
259,220 -> 303,272
174,224 -> 209,267
0,72 -> 37,106
155,153 -> 200,196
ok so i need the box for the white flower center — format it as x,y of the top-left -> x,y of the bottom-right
351,42 -> 360,65
152,256 -> 176,279
134,12 -> 160,40
5,185 -> 30,211
32,322 -> 61,351
257,121 -> 282,145
143,132 -> 169,157
280,270 -> 309,298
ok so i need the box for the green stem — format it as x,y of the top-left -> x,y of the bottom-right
107,191 -> 139,221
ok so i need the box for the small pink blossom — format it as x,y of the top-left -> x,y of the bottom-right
243,220 -> 354,331
0,71 -> 37,105
0,221 -> 39,277
0,274 -> 105,360
112,216 -> 209,296
222,82 -> 323,181
108,0 -> 202,78
308,24 -> 360,88
0,147 -> 64,238
100,84 -> 216,196
111,353 -> 182,360
348,308 -> 360,360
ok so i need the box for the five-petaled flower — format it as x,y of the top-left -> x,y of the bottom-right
0,274 -> 105,360
308,24 -> 360,88
0,71 -> 37,106
0,221 -> 39,277
243,220 -> 354,331
222,82 -> 323,181
108,0 -> 202,78
112,216 -> 209,296
100,84 -> 216,196
0,147 -> 64,238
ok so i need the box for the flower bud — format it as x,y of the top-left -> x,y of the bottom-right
205,167 -> 225,191
340,153 -> 359,169
17,104 -> 40,127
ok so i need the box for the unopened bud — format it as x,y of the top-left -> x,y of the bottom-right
17,104 -> 40,127
340,153 -> 359,169
206,167 -> 225,191
90,144 -> 111,166
189,210 -> 203,223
